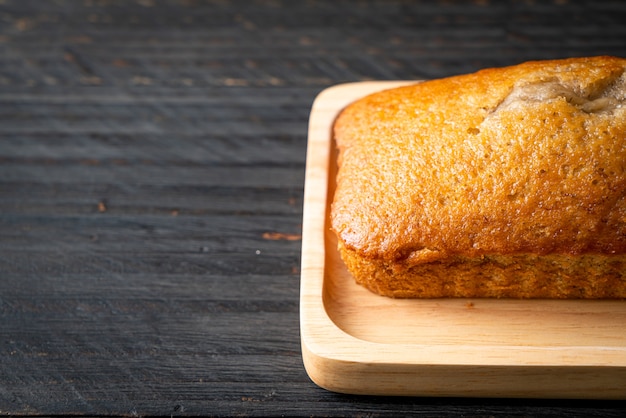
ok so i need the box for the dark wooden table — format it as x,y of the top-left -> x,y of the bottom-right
1,0 -> 626,416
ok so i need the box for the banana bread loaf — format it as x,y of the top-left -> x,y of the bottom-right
331,56 -> 626,298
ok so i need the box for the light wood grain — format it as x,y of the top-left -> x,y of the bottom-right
300,82 -> 626,399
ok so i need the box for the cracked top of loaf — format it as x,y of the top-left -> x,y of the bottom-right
331,56 -> 626,265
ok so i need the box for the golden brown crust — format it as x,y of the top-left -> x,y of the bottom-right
338,242 -> 626,299
331,56 -> 626,298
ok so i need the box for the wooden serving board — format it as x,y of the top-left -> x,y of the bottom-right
299,81 -> 626,399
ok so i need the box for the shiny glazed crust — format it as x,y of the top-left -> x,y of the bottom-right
331,56 -> 626,298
